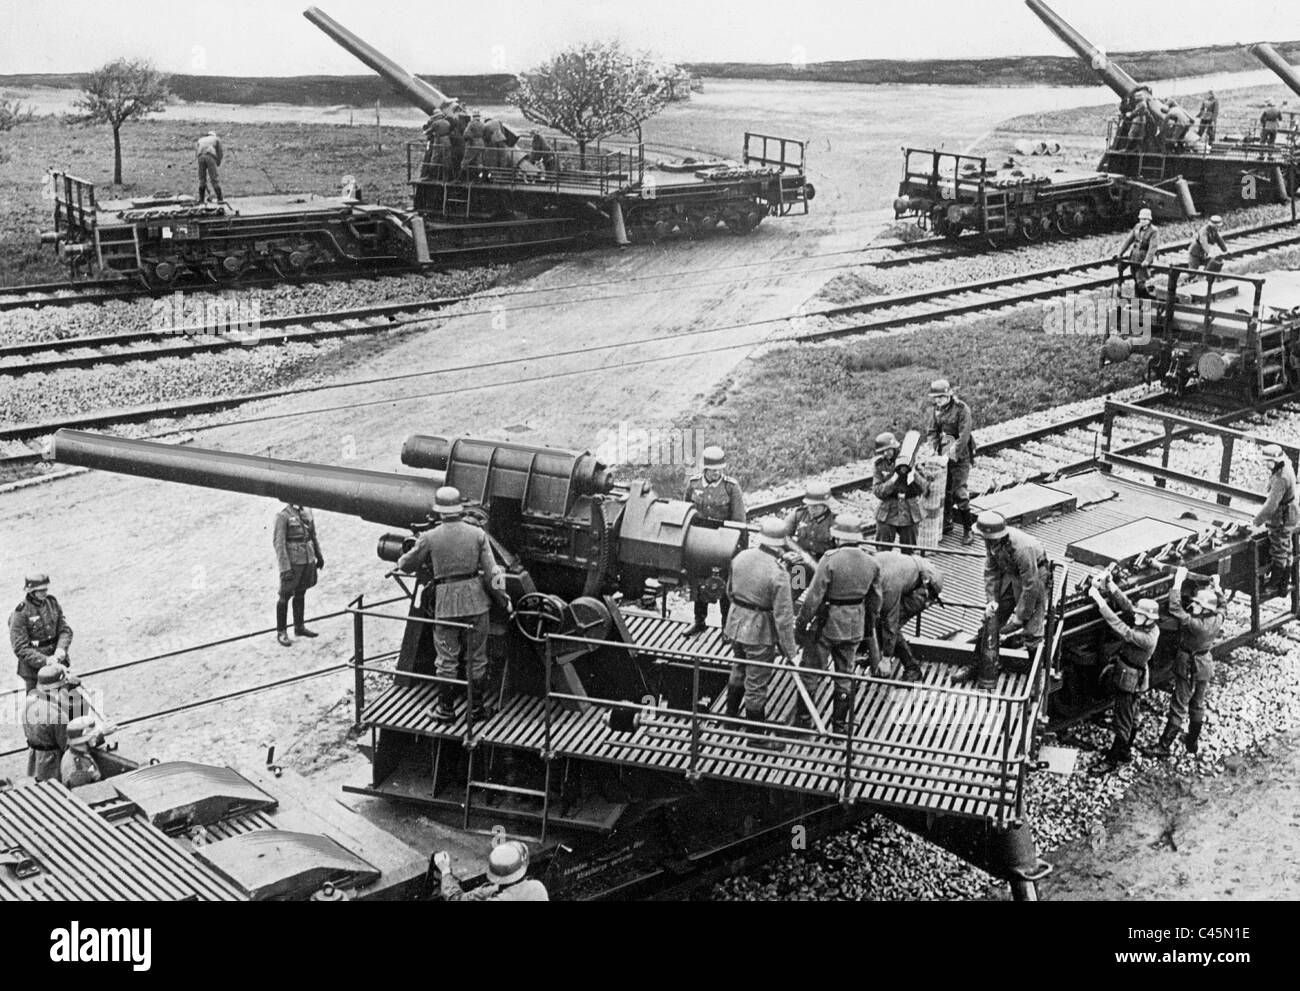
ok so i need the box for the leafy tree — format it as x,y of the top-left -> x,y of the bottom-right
74,58 -> 170,185
515,41 -> 674,164
0,99 -> 36,132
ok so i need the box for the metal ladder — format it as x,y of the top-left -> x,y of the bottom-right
1256,324 -> 1293,397
983,191 -> 1009,235
442,184 -> 473,219
461,745 -> 554,843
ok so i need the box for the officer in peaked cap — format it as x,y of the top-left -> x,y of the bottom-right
783,480 -> 837,562
1253,444 -> 1298,596
872,432 -> 926,552
435,840 -> 549,901
683,446 -> 746,637
10,573 -> 73,693
399,486 -> 511,722
1088,573 -> 1160,774
274,501 -> 324,647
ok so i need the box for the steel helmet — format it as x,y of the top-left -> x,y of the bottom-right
830,514 -> 865,543
66,716 -> 97,747
1138,208 -> 1153,222
486,840 -> 529,886
975,511 -> 1008,540
1133,599 -> 1160,626
36,663 -> 68,687
1191,587 -> 1218,613
803,480 -> 832,506
1261,444 -> 1287,464
758,519 -> 787,547
928,379 -> 953,399
24,573 -> 50,592
433,486 -> 464,516
875,432 -> 900,455
701,446 -> 726,470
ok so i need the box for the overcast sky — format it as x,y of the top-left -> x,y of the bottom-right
0,0 -> 1295,76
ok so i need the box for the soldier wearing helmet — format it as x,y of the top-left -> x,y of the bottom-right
783,480 -> 837,562
1253,444 -> 1298,596
434,841 -> 548,901
1116,207 -> 1159,298
1148,566 -> 1224,758
1087,573 -> 1161,774
10,573 -> 73,693
22,663 -> 87,783
720,518 -> 799,749
792,514 -> 882,734
273,501 -> 325,647
953,511 -> 1050,688
399,486 -> 511,722
875,551 -> 945,683
1188,215 -> 1228,272
60,716 -> 106,789
927,381 -> 977,544
872,432 -> 926,552
683,446 -> 746,637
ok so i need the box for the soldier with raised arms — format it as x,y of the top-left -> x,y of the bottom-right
1147,567 -> 1224,758
1088,575 -> 1160,775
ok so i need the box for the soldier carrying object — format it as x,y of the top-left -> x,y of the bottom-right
683,446 -> 746,637
876,551 -> 945,683
1254,444 -> 1298,597
10,573 -> 73,693
783,480 -> 837,563
1087,575 -> 1160,775
1146,567 -> 1224,758
1260,99 -> 1283,146
1197,90 -> 1219,143
721,518 -> 799,751
872,432 -> 926,552
274,501 -> 324,647
928,380 -> 977,544
1187,215 -> 1228,272
433,841 -> 548,901
1116,208 -> 1159,299
792,514 -> 883,734
196,129 -> 225,204
60,716 -> 107,789
398,486 -> 511,723
22,663 -> 86,783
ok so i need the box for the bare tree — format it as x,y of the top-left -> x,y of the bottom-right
515,41 -> 674,164
0,99 -> 36,132
74,58 -> 170,185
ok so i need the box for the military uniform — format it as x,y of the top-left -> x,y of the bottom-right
872,453 -> 925,550
985,527 -> 1050,651
462,116 -> 486,177
876,551 -> 940,678
196,132 -> 224,202
441,873 -> 548,901
1093,587 -> 1159,764
399,519 -> 503,686
930,398 -> 975,531
1164,586 -> 1223,736
723,545 -> 798,719
796,546 -> 881,728
10,594 -> 72,693
1254,458 -> 1299,581
1261,106 -> 1283,145
1188,222 -> 1228,270
1197,94 -> 1219,142
783,505 -> 836,561
274,505 -> 321,640
684,473 -> 746,628
61,748 -> 103,789
23,685 -> 84,782
1117,222 -> 1159,296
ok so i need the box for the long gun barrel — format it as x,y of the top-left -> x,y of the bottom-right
1251,42 -> 1300,100
1025,0 -> 1147,101
303,6 -> 452,116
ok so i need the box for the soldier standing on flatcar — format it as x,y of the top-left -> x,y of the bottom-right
1254,444 -> 1299,596
792,515 -> 882,733
1163,98 -> 1195,147
22,663 -> 83,783
683,446 -> 746,637
60,716 -> 107,789
398,487 -> 510,722
1187,215 -> 1228,272
872,432 -> 926,552
10,573 -> 73,693
196,130 -> 225,204
876,551 -> 944,683
482,117 -> 509,177
1197,91 -> 1219,143
274,501 -> 324,647
1087,576 -> 1160,774
722,519 -> 798,750
422,111 -> 453,180
783,481 -> 836,562
1261,100 -> 1283,146
1147,568 -> 1224,758
463,112 -> 486,180
928,380 -> 977,545
1116,208 -> 1159,299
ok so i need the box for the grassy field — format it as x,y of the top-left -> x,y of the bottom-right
0,117 -> 421,285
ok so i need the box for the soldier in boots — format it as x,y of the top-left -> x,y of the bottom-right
399,487 -> 510,722
1087,576 -> 1160,775
1147,568 -> 1223,758
928,380 -> 976,544
721,519 -> 798,751
273,501 -> 324,646
683,446 -> 746,636
872,433 -> 925,552
1254,444 -> 1298,597
10,573 -> 72,693
793,514 -> 882,734
876,550 -> 944,682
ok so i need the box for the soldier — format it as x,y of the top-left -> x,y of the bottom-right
876,550 -> 945,683
60,716 -> 106,789
196,130 -> 224,204
462,112 -> 486,180
872,432 -> 925,551
422,111 -> 453,180
1187,215 -> 1228,272
783,480 -> 836,562
953,511 -> 1051,688
683,446 -> 746,637
23,663 -> 84,783
1147,568 -> 1224,758
1254,444 -> 1298,596
529,129 -> 556,172
482,117 -> 509,176
1116,208 -> 1159,299
10,573 -> 73,693
928,380 -> 977,544
1087,576 -> 1160,775
1261,100 -> 1283,146
722,519 -> 798,750
273,501 -> 324,647
1163,97 -> 1195,146
433,841 -> 548,901
793,514 -> 882,733
1197,90 -> 1219,143
398,486 -> 510,722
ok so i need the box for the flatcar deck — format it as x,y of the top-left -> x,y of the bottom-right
92,192 -> 363,224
